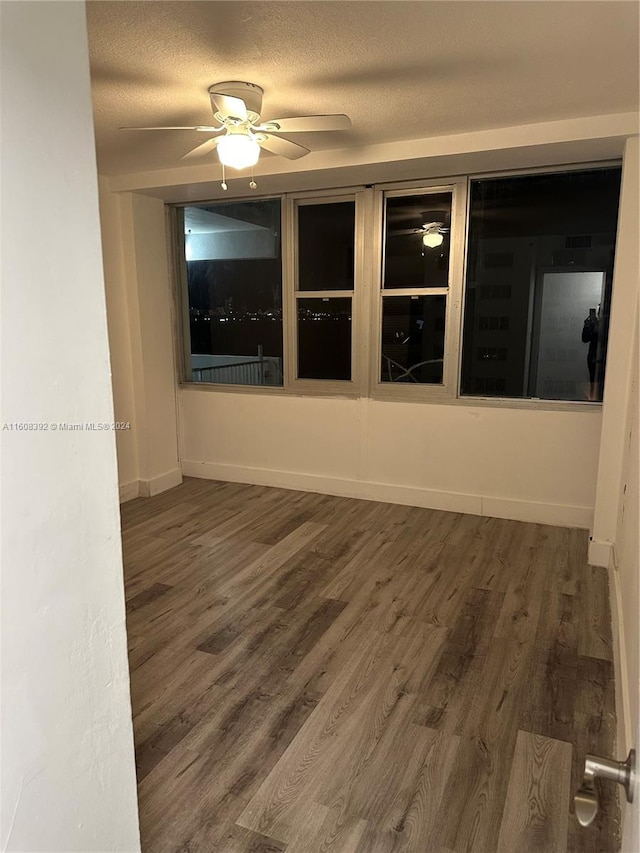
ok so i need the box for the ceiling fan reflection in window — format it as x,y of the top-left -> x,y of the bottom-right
120,81 -> 351,190
392,211 -> 450,250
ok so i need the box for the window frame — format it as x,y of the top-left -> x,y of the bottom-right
172,194 -> 287,393
369,178 -> 468,403
284,188 -> 369,396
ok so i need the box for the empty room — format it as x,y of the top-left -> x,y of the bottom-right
2,2 -> 639,852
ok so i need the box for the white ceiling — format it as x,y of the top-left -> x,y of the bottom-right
87,1 -> 639,177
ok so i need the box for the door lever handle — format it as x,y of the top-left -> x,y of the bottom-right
574,749 -> 635,828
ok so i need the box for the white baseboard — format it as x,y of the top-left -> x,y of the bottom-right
482,495 -> 592,528
138,467 -> 183,498
588,537 -> 613,567
119,481 -> 140,503
180,460 -> 593,528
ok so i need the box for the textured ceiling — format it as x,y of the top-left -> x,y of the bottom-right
86,1 -> 639,177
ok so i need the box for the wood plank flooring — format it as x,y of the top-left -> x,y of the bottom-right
121,478 -> 619,853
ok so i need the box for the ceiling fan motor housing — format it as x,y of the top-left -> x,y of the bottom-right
209,81 -> 264,123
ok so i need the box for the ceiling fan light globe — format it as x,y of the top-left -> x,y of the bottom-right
423,231 -> 444,248
217,133 -> 260,169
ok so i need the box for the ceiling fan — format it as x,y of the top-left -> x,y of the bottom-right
121,81 -> 351,189
392,211 -> 450,248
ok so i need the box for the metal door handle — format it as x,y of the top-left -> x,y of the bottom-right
574,749 -> 635,827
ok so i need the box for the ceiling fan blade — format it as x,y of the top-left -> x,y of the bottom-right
392,228 -> 422,237
119,125 -> 223,132
258,133 -> 310,160
209,92 -> 248,121
180,137 -> 220,160
261,114 -> 351,133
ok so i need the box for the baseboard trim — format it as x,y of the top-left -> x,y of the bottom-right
180,460 -> 592,528
119,480 -> 140,503
138,467 -> 183,498
588,537 -> 613,567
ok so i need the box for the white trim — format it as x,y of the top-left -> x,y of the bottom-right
287,191 -> 365,395
296,290 -> 354,299
180,460 -> 593,528
608,557 -> 633,759
138,467 -> 183,498
119,481 -> 140,503
588,536 -> 613,567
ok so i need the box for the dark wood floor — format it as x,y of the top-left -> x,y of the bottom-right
121,477 -> 619,853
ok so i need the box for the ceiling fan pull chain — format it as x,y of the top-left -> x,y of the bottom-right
249,165 -> 257,191
221,163 -> 228,191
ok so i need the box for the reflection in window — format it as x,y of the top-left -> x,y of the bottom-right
461,168 -> 621,401
298,298 -> 351,380
384,192 -> 452,289
182,199 -> 283,386
381,296 -> 445,384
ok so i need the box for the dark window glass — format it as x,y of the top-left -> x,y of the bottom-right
381,296 -> 445,384
183,199 -> 283,386
297,298 -> 351,380
298,201 -> 355,291
383,192 -> 452,289
461,168 -> 621,401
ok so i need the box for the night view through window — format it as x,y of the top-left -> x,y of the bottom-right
183,199 -> 284,386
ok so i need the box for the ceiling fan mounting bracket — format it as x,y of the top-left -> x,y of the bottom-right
208,81 -> 263,124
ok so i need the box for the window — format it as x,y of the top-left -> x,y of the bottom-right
174,165 -> 621,407
461,167 -> 621,402
293,199 -> 355,383
374,184 -> 465,398
179,198 -> 283,386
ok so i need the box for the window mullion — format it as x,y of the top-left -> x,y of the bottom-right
380,287 -> 450,298
445,179 -> 469,397
295,289 -> 354,299
282,196 -> 297,390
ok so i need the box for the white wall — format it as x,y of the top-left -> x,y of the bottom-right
615,306 -> 639,852
99,177 -> 139,494
98,184 -> 183,500
180,390 -> 601,527
119,193 -> 182,497
617,312 -> 639,735
589,138 -> 640,850
1,3 -> 140,851
590,137 -> 640,563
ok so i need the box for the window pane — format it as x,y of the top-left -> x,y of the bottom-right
383,192 -> 452,289
461,168 -> 621,401
298,298 -> 351,380
381,296 -> 445,384
183,199 -> 283,386
298,201 -> 355,291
